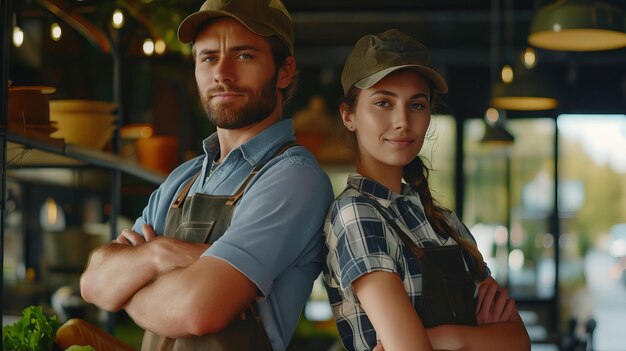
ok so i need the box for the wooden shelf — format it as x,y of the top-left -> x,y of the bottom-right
5,133 -> 166,185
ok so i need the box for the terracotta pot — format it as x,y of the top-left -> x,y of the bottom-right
135,136 -> 179,174
8,86 -> 55,126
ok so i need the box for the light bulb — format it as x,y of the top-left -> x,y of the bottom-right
51,22 -> 62,41
501,65 -> 514,84
485,108 -> 500,124
522,47 -> 537,69
112,9 -> 124,29
143,38 -> 155,56
13,26 -> 24,47
154,39 -> 166,55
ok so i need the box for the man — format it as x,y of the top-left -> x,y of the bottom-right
80,0 -> 333,350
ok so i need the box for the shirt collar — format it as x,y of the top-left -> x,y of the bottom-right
201,119 -> 295,166
347,173 -> 421,206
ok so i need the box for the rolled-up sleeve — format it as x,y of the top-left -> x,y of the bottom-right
206,152 -> 333,297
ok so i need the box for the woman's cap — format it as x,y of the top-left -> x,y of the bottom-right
178,0 -> 294,55
341,29 -> 448,95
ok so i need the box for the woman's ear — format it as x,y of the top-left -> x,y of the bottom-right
339,103 -> 355,131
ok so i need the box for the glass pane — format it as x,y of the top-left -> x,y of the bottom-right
464,118 -> 556,299
421,114 -> 457,210
558,114 -> 626,351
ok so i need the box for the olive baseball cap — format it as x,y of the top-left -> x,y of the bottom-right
177,0 -> 294,55
341,29 -> 448,95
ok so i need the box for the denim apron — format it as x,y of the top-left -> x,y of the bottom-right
141,142 -> 296,351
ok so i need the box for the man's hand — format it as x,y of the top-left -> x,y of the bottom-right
149,236 -> 209,274
476,276 -> 517,324
114,224 -> 157,246
113,224 -> 207,273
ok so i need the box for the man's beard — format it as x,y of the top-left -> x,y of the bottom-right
200,73 -> 278,130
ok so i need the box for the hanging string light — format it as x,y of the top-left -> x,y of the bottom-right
112,9 -> 124,29
143,38 -> 155,56
13,26 -> 24,47
51,22 -> 62,41
501,64 -> 514,84
154,38 -> 166,55
521,47 -> 537,69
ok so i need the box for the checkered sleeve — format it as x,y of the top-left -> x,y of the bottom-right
327,194 -> 398,303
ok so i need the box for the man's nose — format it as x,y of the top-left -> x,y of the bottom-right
213,58 -> 235,83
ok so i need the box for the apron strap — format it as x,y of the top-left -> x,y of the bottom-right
171,173 -> 200,209
226,141 -> 299,206
364,195 -> 424,258
171,141 -> 299,209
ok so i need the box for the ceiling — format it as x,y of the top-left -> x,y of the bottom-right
282,0 -> 626,117
10,0 -> 626,117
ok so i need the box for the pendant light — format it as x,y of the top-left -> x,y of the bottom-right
482,123 -> 516,144
491,0 -> 559,111
528,0 -> 626,51
481,108 -> 515,145
490,63 -> 559,111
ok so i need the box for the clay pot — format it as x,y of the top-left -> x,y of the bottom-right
8,86 -> 55,126
135,136 -> 179,174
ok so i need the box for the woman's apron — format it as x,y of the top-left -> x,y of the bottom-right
366,197 -> 477,328
141,142 -> 296,351
416,245 -> 477,328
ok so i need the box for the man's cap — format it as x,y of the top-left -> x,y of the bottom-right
341,29 -> 448,95
178,0 -> 294,55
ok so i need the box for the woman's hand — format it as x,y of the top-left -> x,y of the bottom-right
476,276 -> 517,324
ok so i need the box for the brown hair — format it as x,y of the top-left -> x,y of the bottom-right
403,156 -> 485,278
340,84 -> 485,278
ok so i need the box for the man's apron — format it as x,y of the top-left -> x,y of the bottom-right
141,142 -> 296,351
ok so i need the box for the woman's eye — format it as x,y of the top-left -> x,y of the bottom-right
374,100 -> 390,108
409,103 -> 425,111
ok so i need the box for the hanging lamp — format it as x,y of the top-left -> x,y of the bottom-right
481,108 -> 515,145
490,64 -> 559,111
481,122 -> 515,144
528,0 -> 626,51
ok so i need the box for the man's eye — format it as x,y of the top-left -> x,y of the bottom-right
237,53 -> 252,60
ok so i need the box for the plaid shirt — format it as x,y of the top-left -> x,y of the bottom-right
322,174 -> 487,351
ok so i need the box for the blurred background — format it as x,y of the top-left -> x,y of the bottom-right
2,0 -> 626,350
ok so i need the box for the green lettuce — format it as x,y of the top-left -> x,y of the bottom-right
2,306 -> 61,351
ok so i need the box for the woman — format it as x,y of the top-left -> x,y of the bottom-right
322,29 -> 530,351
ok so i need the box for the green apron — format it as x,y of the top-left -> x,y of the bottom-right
141,142 -> 296,351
